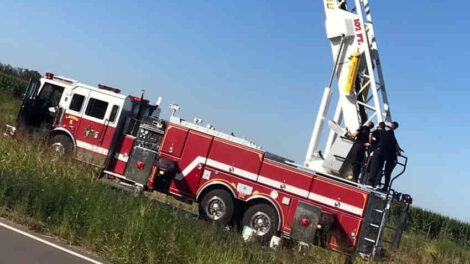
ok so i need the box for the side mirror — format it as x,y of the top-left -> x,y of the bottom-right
48,107 -> 57,114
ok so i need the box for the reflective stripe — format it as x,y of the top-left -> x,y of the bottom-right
179,156 -> 364,216
257,175 -> 309,198
114,153 -> 129,162
206,159 -> 258,181
183,157 -> 207,176
308,192 -> 363,216
76,140 -> 109,156
175,156 -> 207,181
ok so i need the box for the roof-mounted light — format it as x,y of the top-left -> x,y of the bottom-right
129,96 -> 149,104
98,84 -> 121,94
45,72 -> 54,80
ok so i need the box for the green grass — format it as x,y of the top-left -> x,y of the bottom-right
0,73 -> 469,263
0,92 -> 20,125
0,134 -> 347,264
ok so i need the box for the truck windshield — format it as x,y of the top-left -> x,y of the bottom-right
37,83 -> 64,107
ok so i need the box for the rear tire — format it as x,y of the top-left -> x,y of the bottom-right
50,134 -> 73,156
199,189 -> 234,226
242,203 -> 279,242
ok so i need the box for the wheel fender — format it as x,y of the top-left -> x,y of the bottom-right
196,181 -> 237,202
49,128 -> 76,148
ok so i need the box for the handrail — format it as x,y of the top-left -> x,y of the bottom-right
386,154 -> 408,200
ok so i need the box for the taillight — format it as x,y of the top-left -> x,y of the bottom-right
300,218 -> 310,227
136,161 -> 145,170
45,72 -> 54,79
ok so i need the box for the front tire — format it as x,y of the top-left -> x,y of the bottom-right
242,203 -> 279,242
199,189 -> 234,226
50,134 -> 73,156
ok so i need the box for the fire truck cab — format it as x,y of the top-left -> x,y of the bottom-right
14,72 -> 157,167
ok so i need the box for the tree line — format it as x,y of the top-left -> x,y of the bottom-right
0,62 -> 40,82
0,62 -> 39,97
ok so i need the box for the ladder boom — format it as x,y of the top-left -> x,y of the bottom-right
305,0 -> 393,173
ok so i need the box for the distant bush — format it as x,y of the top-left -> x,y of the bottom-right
0,72 -> 28,97
0,62 -> 40,98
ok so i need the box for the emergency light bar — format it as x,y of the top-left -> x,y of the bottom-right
45,72 -> 54,79
98,84 -> 121,94
129,96 -> 149,104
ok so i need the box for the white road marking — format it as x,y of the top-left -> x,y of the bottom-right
0,221 -> 104,264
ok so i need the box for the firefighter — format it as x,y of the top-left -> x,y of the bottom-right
368,121 -> 401,191
369,122 -> 386,154
347,121 -> 374,182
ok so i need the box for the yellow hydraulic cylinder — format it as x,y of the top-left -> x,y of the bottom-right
345,51 -> 361,95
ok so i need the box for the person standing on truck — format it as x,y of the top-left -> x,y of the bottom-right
368,121 -> 401,191
358,121 -> 385,185
369,121 -> 385,154
347,121 -> 374,182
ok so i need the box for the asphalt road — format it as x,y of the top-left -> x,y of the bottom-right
0,218 -> 104,264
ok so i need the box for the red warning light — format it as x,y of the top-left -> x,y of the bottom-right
45,72 -> 54,79
136,161 -> 145,170
300,218 -> 310,227
98,84 -> 121,94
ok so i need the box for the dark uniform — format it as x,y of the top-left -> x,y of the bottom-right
369,129 -> 380,152
368,129 -> 399,190
350,125 -> 371,182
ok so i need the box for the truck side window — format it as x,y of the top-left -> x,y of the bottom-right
85,98 -> 108,120
37,83 -> 64,107
69,94 -> 85,112
109,105 -> 119,123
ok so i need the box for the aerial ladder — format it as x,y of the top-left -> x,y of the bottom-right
305,0 -> 393,178
303,2 -> 411,261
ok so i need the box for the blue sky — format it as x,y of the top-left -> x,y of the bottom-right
0,0 -> 468,222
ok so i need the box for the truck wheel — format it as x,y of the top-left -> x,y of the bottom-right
242,203 -> 278,242
50,134 -> 73,156
200,189 -> 234,226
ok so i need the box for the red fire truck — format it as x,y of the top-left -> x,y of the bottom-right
5,1 -> 412,263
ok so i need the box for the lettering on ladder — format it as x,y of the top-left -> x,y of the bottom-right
354,19 -> 364,45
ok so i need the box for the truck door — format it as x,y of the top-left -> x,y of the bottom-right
74,90 -> 121,167
17,76 -> 41,127
17,77 -> 64,131
61,86 -> 90,135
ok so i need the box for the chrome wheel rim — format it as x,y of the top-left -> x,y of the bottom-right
205,196 -> 226,220
51,142 -> 65,156
250,211 -> 271,236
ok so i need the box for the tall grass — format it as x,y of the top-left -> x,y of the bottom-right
0,136 -> 346,264
0,123 -> 469,264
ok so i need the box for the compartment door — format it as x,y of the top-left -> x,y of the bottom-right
170,130 -> 213,197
